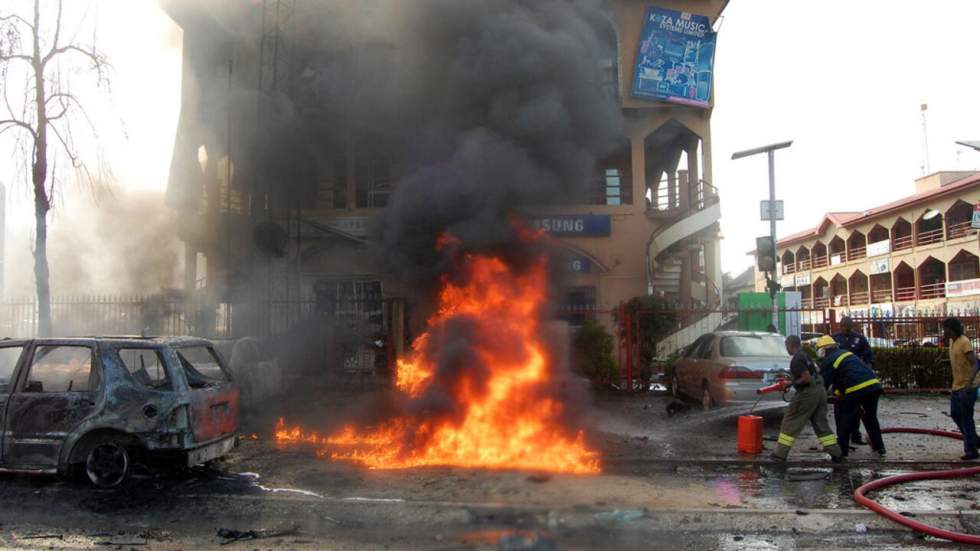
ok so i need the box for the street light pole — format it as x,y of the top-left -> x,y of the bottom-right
732,140 -> 793,330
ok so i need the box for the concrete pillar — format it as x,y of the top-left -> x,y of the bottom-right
679,254 -> 692,309
675,170 -> 686,212
630,136 -> 645,215
685,140 -> 700,209
184,244 -> 197,291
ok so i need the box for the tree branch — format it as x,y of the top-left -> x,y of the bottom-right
0,53 -> 34,64
0,118 -> 37,139
0,13 -> 35,33
48,0 -> 64,60
44,44 -> 106,72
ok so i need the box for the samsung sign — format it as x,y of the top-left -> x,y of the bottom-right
530,215 -> 611,237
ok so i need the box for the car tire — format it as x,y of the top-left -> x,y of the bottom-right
671,372 -> 681,399
85,441 -> 130,489
701,382 -> 714,411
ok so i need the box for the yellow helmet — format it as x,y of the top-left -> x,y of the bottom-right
815,335 -> 837,349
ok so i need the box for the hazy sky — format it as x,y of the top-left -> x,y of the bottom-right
4,0 -> 980,282
712,1 -> 980,275
0,0 -> 181,227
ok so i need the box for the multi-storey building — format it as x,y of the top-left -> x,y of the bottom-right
764,171 -> 980,319
161,0 -> 728,340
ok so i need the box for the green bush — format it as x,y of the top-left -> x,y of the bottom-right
572,320 -> 618,387
871,347 -> 951,390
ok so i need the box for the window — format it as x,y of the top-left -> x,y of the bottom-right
314,279 -> 385,327
684,336 -> 709,358
559,286 -> 596,327
175,346 -> 229,388
25,345 -> 96,393
354,146 -> 390,209
118,348 -> 170,390
604,168 -> 623,205
719,336 -> 788,358
0,346 -> 24,392
696,336 -> 716,359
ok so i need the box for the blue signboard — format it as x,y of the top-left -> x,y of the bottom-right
568,257 -> 592,273
530,215 -> 611,237
631,7 -> 717,107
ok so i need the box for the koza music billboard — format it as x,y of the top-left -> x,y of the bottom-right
631,7 -> 717,107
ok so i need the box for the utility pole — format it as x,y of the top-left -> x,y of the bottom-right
732,141 -> 793,330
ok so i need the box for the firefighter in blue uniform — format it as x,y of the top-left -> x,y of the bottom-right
832,316 -> 876,447
815,335 -> 886,458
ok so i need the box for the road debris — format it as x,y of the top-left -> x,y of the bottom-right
217,524 -> 300,544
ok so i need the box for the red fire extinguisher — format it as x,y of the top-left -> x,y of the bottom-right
756,379 -> 792,395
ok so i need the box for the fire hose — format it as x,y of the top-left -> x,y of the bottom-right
852,427 -> 980,544
755,382 -> 980,542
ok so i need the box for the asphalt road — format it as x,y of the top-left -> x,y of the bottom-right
0,392 -> 976,550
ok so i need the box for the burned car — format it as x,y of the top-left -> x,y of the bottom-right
0,337 -> 239,488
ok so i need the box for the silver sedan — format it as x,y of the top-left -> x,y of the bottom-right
670,331 -> 793,410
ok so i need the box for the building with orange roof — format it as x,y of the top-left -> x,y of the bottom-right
757,171 -> 980,319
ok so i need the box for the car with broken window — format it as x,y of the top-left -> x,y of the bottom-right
670,331 -> 793,410
0,337 -> 239,488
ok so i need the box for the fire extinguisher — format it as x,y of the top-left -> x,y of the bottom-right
756,379 -> 792,395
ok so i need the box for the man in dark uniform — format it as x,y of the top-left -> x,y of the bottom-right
771,335 -> 843,463
816,335 -> 886,458
832,316 -> 875,446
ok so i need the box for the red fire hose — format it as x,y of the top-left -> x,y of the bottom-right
852,427 -> 980,544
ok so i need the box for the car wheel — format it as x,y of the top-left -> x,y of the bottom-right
85,441 -> 130,489
671,372 -> 681,398
701,382 -> 714,411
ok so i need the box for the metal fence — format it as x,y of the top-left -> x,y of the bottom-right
0,296 -> 224,339
0,295 -> 393,341
608,306 -> 972,392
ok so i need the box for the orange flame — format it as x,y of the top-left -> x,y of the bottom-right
276,235 -> 599,474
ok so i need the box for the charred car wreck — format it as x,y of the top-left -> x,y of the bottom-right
0,337 -> 239,488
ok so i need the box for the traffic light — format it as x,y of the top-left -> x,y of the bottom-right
756,236 -> 775,272
766,278 -> 782,296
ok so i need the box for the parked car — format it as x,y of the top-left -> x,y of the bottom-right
670,331 -> 792,410
0,337 -> 239,488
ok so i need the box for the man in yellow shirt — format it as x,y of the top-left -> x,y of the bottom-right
943,318 -> 979,461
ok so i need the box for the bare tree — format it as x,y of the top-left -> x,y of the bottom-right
0,0 -> 108,336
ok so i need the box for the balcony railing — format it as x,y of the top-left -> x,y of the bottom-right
801,298 -> 813,309
798,258 -> 812,271
919,282 -> 946,300
849,291 -> 869,305
783,263 -> 796,274
947,220 -> 978,240
870,287 -> 893,304
813,297 -> 830,308
647,178 -> 718,217
892,234 -> 913,251
812,255 -> 828,269
894,286 -> 916,302
847,246 -> 867,262
917,227 -> 944,246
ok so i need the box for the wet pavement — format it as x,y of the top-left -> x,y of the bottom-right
0,391 -> 976,549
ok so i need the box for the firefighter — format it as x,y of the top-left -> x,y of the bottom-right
832,316 -> 875,447
815,335 -> 886,458
771,335 -> 843,463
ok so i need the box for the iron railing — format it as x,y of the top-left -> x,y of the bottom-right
870,287 -> 893,304
916,227 -> 944,246
846,246 -> 867,262
892,234 -> 913,251
947,220 -> 977,240
918,282 -> 946,300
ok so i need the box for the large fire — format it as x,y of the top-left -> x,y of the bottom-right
275,232 -> 599,474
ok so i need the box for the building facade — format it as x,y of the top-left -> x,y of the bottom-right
161,0 -> 728,339
765,172 -> 980,321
